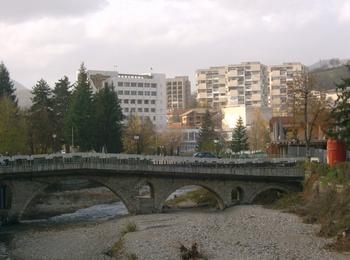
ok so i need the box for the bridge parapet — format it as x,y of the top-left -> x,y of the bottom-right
0,153 -> 305,178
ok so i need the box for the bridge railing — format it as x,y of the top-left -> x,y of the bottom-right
0,153 -> 306,177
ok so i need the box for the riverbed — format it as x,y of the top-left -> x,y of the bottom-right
3,205 -> 349,259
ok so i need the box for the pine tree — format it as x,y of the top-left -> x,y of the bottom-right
65,63 -> 93,151
93,83 -> 123,153
329,65 -> 350,146
0,62 -> 17,103
197,109 -> 217,152
0,97 -> 28,155
52,76 -> 72,151
29,79 -> 54,154
231,116 -> 249,153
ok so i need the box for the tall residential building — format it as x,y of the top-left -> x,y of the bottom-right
166,76 -> 191,110
196,66 -> 227,109
196,62 -> 269,109
269,62 -> 307,116
87,70 -> 167,129
226,62 -> 269,107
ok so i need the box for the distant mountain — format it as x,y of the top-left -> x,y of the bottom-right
13,80 -> 32,108
309,58 -> 350,71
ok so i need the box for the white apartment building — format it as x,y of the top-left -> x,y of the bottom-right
87,70 -> 167,129
166,76 -> 191,110
226,62 -> 269,107
269,62 -> 307,116
196,66 -> 227,109
196,62 -> 269,109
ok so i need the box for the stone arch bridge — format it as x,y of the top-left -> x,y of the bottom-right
0,153 -> 305,224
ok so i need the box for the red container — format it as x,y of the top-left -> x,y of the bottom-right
327,139 -> 347,166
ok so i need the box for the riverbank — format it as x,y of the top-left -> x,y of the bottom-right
8,205 -> 348,259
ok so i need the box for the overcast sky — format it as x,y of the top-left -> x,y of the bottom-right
1,0 -> 350,89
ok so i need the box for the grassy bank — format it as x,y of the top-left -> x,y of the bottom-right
272,162 -> 350,252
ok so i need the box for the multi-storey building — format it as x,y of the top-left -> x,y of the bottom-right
87,70 -> 167,129
196,62 -> 269,109
166,76 -> 191,110
196,66 -> 227,109
226,62 -> 269,107
269,62 -> 307,116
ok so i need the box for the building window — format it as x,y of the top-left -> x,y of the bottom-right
118,82 -> 123,86
131,82 -> 137,87
151,91 -> 157,96
130,108 -> 136,112
131,99 -> 135,104
131,91 -> 137,95
151,108 -> 156,112
145,91 -> 150,96
117,90 -> 123,95
137,100 -> 142,104
138,83 -> 143,88
151,83 -> 157,88
138,91 -> 143,95
144,100 -> 149,104
124,90 -> 130,95
124,82 -> 130,87
138,108 -> 142,112
144,108 -> 149,112
124,108 -> 129,112
145,83 -> 150,88
151,100 -> 156,105
124,99 -> 129,104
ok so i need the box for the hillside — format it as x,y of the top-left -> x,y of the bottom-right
311,65 -> 350,90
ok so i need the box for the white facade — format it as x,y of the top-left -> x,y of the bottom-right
88,70 -> 167,129
269,62 -> 307,116
196,62 -> 269,109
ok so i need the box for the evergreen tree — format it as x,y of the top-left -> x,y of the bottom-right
52,76 -> 72,151
65,63 -> 93,151
197,109 -> 217,152
0,97 -> 28,155
329,65 -> 350,146
29,79 -> 54,154
0,62 -> 17,103
93,83 -> 123,153
231,116 -> 249,153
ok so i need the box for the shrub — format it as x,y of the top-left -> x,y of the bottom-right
122,221 -> 138,235
179,242 -> 204,260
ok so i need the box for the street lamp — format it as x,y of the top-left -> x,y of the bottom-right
214,139 -> 219,157
134,135 -> 140,154
52,134 -> 57,153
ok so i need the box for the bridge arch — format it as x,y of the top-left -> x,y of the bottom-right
136,181 -> 154,199
159,184 -> 225,211
249,185 -> 289,204
17,177 -> 134,221
231,186 -> 244,204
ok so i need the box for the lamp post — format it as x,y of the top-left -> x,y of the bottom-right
214,139 -> 219,157
52,134 -> 57,153
134,135 -> 140,154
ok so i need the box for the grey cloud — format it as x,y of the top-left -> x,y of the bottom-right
0,0 -> 108,23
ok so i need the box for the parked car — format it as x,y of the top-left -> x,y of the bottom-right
193,152 -> 218,158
